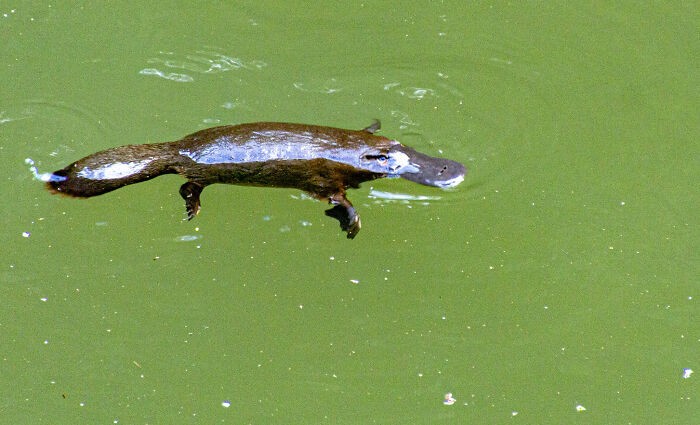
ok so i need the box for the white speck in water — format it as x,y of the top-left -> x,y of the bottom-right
575,404 -> 587,412
299,220 -> 312,227
40,297 -> 48,302
512,411 -> 519,416
22,231 -> 31,238
43,340 -> 49,345
221,400 -> 231,408
350,279 -> 359,284
682,368 -> 693,379
443,392 -> 456,405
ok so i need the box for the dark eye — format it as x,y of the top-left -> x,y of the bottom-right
365,154 -> 389,164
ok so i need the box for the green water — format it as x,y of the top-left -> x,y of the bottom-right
2,2 -> 697,424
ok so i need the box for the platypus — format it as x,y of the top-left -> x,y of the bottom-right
39,121 -> 465,238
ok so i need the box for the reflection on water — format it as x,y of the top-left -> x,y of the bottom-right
138,68 -> 193,83
292,77 -> 343,94
368,189 -> 442,202
384,82 -> 436,100
390,110 -> 419,130
176,234 -> 202,242
139,48 -> 267,83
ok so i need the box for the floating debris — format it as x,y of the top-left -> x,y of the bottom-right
221,400 -> 231,408
443,392 -> 456,405
682,368 -> 693,379
575,404 -> 587,412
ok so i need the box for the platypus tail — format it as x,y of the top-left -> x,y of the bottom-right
40,143 -> 178,198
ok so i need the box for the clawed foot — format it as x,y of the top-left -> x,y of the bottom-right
325,194 -> 361,239
179,181 -> 204,220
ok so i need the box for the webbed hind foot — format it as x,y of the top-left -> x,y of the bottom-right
179,181 -> 204,220
325,205 -> 360,239
325,193 -> 360,239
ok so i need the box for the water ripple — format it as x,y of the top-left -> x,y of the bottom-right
138,68 -> 193,83
0,110 -> 29,125
384,83 -> 436,100
292,77 -> 343,94
139,48 -> 267,83
369,189 -> 442,202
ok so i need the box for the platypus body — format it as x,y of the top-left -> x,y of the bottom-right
44,121 -> 465,238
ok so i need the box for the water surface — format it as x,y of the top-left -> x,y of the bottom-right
2,3 -> 697,424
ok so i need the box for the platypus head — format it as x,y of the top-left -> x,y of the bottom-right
360,143 -> 466,188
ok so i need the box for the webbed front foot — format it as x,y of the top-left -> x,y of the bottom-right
325,193 -> 360,239
179,181 -> 204,220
